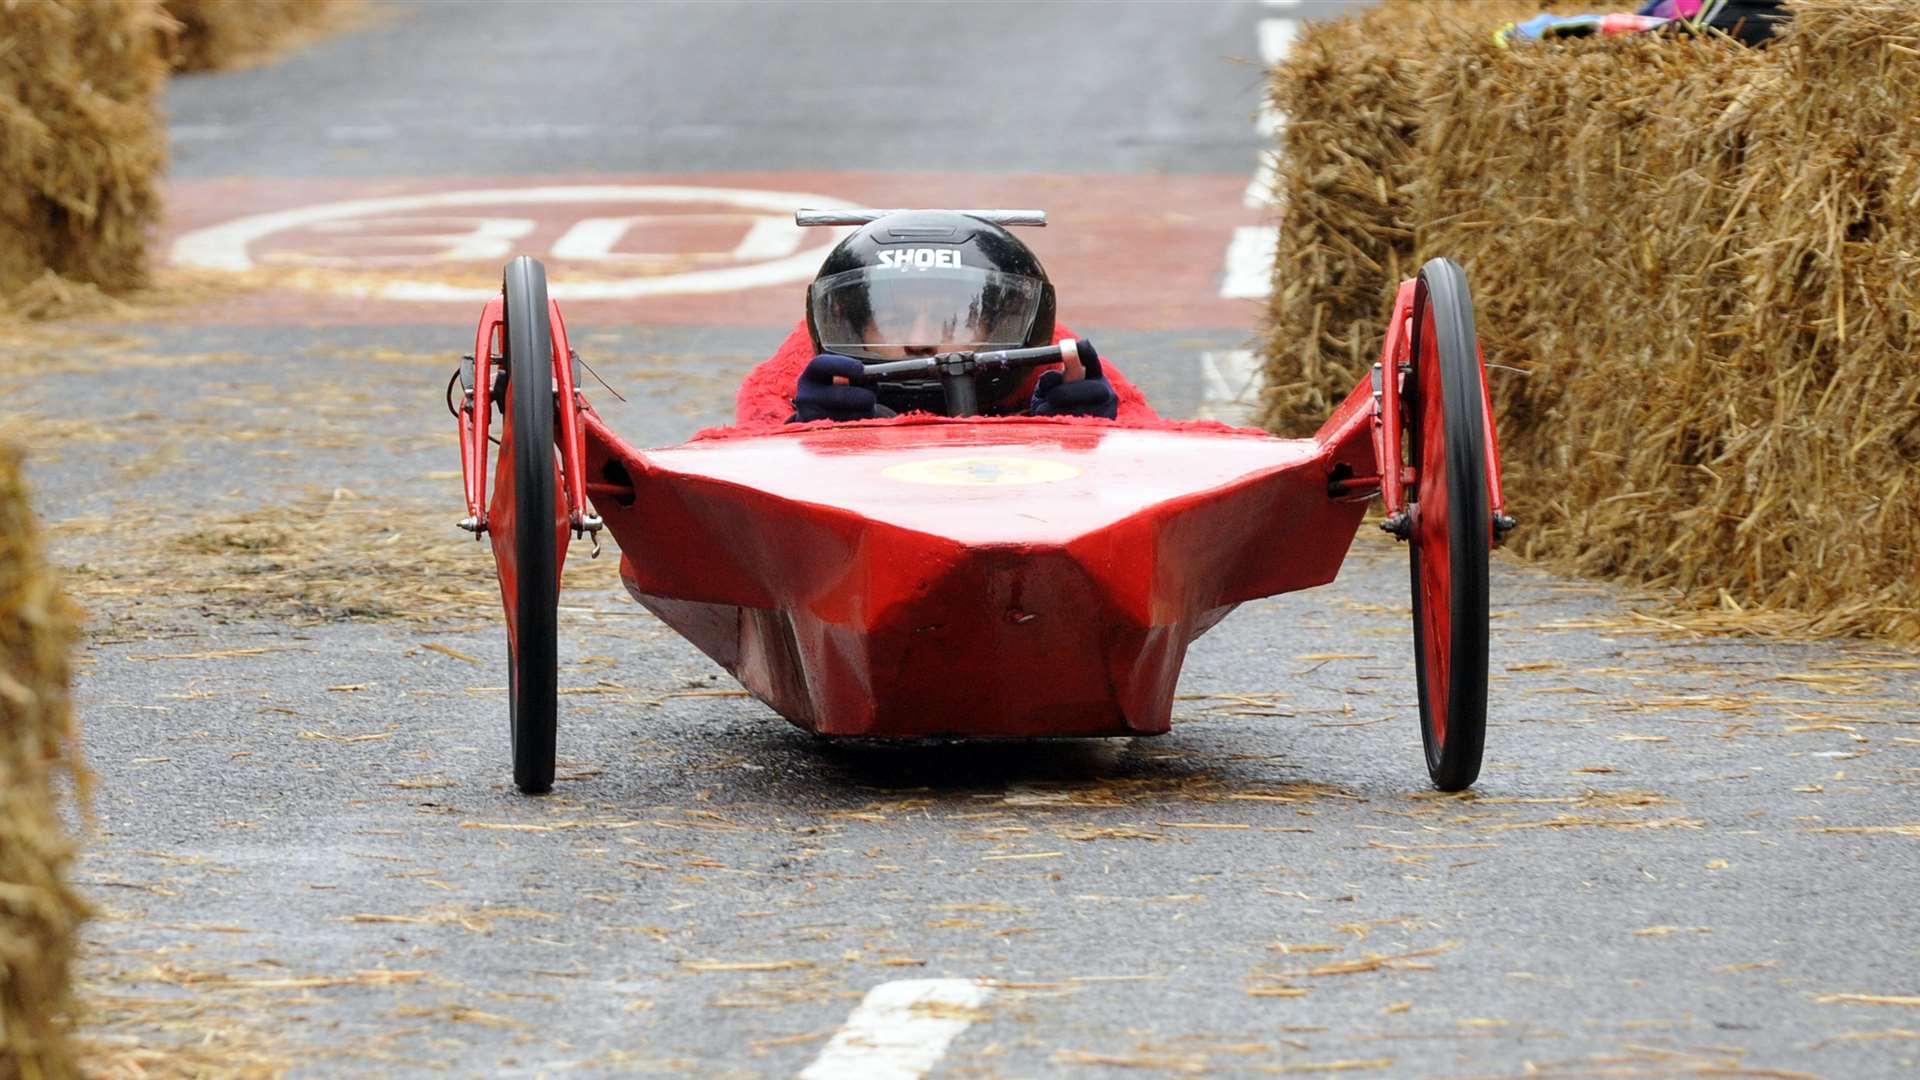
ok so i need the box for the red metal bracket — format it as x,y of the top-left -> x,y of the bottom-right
1359,277 -> 1512,544
454,294 -> 599,550
1476,340 -> 1512,538
1370,279 -> 1418,524
545,299 -> 599,543
457,297 -> 506,534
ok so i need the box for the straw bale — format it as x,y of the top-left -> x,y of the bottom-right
164,0 -> 356,72
0,442 -> 88,1080
1260,0 -> 1919,642
0,0 -> 173,299
1259,0 -> 1545,426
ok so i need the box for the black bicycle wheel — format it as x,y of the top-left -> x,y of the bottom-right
501,255 -> 558,794
1405,257 -> 1490,792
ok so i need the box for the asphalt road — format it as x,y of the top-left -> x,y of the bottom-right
164,0 -> 1287,177
5,2 -> 1917,1078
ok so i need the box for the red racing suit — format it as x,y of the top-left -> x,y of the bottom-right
733,320 -> 1158,428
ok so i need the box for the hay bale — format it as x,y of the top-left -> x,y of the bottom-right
164,0 -> 355,72
0,0 -> 173,299
1259,0 -> 1545,430
1260,0 -> 1920,642
0,441 -> 87,1080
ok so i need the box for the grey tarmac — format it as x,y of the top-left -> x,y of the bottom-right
6,1 -> 1917,1078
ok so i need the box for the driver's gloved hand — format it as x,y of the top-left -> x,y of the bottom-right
791,353 -> 878,423
1029,368 -> 1119,419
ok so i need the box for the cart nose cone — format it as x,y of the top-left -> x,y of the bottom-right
633,539 -> 1198,738
821,542 -> 1182,737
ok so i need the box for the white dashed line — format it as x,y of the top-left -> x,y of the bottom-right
797,978 -> 993,1080
1220,225 -> 1278,300
1255,18 -> 1297,142
1244,149 -> 1282,209
1199,349 -> 1264,424
1258,16 -> 1299,65
1210,11 -> 1294,416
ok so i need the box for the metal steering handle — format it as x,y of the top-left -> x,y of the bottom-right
845,339 -> 1100,417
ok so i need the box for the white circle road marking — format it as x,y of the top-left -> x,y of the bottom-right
169,184 -> 855,301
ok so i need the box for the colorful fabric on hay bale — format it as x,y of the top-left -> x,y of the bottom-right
1496,0 -> 1790,47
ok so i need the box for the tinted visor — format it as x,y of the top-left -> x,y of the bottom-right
811,265 -> 1044,361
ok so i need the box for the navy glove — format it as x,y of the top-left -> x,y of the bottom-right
1029,356 -> 1118,419
792,353 -> 879,423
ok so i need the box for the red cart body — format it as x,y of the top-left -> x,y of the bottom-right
455,245 -> 1508,793
582,398 -> 1376,738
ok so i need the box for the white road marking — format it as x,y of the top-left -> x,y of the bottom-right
797,978 -> 993,1080
1220,225 -> 1278,299
1225,8 -> 1287,413
1217,7 -> 1289,421
170,184 -> 853,300
266,216 -> 536,267
1198,349 -> 1264,425
1244,149 -> 1282,209
549,215 -> 659,262
1258,17 -> 1299,65
546,212 -> 802,262
730,214 -> 808,260
1250,20 -> 1295,197
1251,18 -> 1297,142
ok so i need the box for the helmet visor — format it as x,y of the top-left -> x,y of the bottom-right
811,265 -> 1044,361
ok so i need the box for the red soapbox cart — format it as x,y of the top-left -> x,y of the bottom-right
451,214 -> 1513,795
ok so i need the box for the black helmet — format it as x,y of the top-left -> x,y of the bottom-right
806,210 -> 1057,409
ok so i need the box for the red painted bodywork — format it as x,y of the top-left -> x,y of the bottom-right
581,406 -> 1377,738
458,272 -> 1507,742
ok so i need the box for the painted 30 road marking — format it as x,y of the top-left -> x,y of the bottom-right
171,184 -> 854,301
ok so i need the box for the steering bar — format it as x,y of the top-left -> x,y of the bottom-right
845,339 -> 1101,417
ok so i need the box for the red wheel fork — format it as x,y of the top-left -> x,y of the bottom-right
454,297 -> 600,556
456,298 -> 506,535
546,301 -> 601,551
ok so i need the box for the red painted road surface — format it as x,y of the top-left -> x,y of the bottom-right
164,172 -> 1270,327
